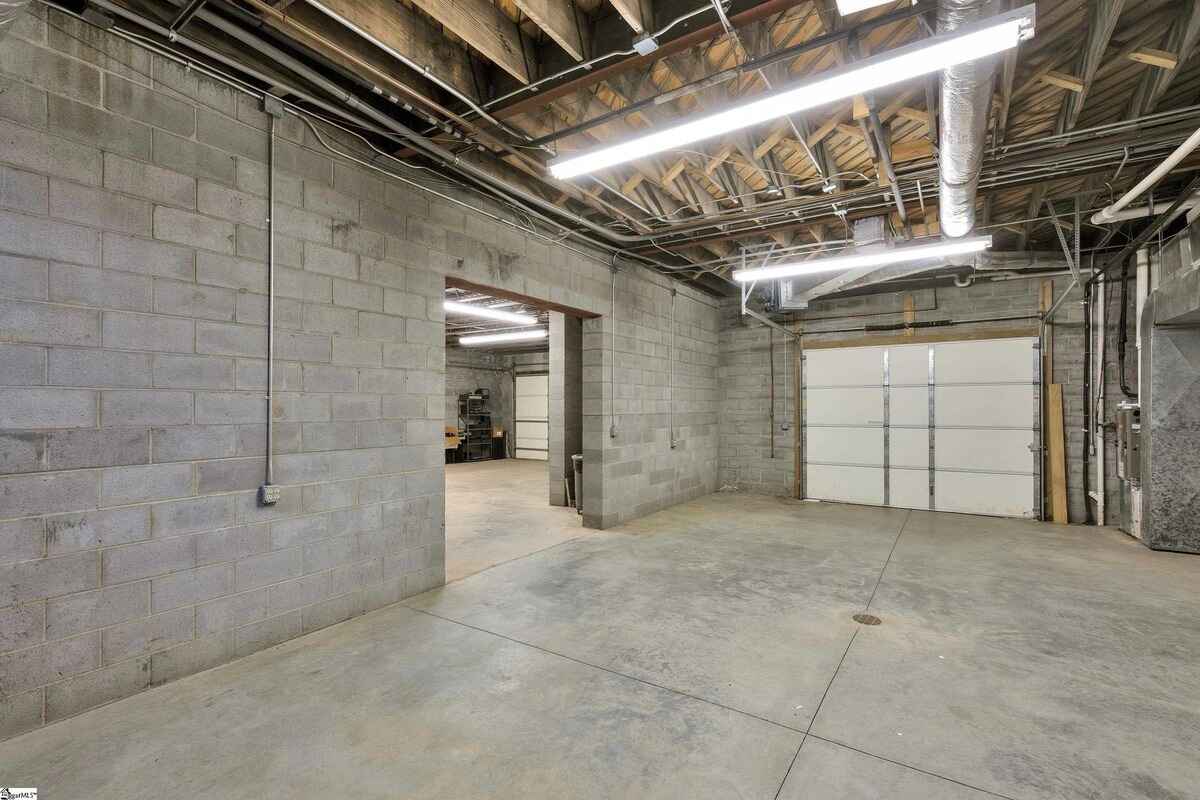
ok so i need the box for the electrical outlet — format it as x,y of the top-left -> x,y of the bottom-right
259,484 -> 281,506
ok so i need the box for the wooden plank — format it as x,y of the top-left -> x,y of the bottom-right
290,0 -> 477,99
891,106 -> 930,126
408,0 -> 530,83
608,0 -> 649,34
806,110 -> 845,147
1047,383 -> 1068,524
1040,70 -> 1085,92
1128,47 -> 1179,69
1061,0 -> 1126,132
753,124 -> 788,159
852,93 -> 870,120
661,157 -> 688,185
514,0 -> 585,60
835,122 -> 867,140
621,172 -> 645,194
903,294 -> 916,337
891,139 -> 933,163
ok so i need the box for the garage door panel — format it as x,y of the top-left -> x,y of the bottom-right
516,394 -> 548,418
514,374 -> 548,459
805,348 -> 882,386
936,428 -> 1034,473
888,344 -> 929,385
934,339 -> 1034,384
934,471 -> 1035,517
889,468 -> 930,510
889,428 -> 929,469
889,387 -> 929,427
935,384 -> 1034,429
806,427 -> 883,466
806,465 -> 883,505
803,337 -> 1037,520
806,387 -> 883,426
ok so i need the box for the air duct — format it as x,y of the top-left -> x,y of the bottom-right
0,0 -> 32,41
938,0 -> 1000,238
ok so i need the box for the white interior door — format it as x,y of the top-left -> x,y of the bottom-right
514,374 -> 549,460
802,337 -> 1038,518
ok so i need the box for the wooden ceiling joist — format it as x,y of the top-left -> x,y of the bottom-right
514,0 -> 586,60
1059,0 -> 1126,133
408,0 -> 532,83
291,0 -> 477,99
608,0 -> 650,34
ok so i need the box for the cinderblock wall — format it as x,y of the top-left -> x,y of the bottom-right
718,277 -> 1130,524
0,7 -> 718,739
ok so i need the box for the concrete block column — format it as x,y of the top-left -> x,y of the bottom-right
548,312 -> 582,507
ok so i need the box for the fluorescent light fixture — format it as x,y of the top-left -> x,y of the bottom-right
444,300 -> 536,325
836,0 -> 900,14
549,5 -> 1035,179
458,329 -> 548,346
732,237 -> 993,282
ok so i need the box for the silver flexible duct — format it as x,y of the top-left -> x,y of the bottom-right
0,0 -> 32,40
938,0 -> 999,238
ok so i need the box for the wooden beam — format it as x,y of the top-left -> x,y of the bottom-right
290,0 -> 477,99
662,157 -> 688,185
806,108 -> 846,147
608,0 -> 649,34
1128,47 -> 1179,69
1131,1 -> 1200,115
1060,0 -> 1126,132
852,93 -> 870,120
891,106 -> 930,127
835,122 -> 867,140
753,123 -> 788,160
514,0 -> 585,61
890,138 -> 933,163
408,0 -> 530,83
1040,70 -> 1085,92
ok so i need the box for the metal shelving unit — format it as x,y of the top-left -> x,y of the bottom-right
458,393 -> 493,461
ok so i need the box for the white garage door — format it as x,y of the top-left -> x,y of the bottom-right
514,374 -> 549,460
802,337 -> 1039,518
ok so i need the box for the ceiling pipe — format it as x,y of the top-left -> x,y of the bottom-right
1090,127 -> 1200,223
937,0 -> 1000,238
0,0 -> 32,40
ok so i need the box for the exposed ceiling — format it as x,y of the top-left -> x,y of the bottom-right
67,0 -> 1200,295
444,287 -> 551,353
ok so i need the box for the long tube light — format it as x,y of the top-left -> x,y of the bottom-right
549,5 -> 1035,179
444,300 -> 536,325
458,329 -> 548,346
732,236 -> 993,282
836,0 -> 901,14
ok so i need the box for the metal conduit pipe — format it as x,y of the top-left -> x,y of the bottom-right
937,0 -> 998,238
0,0 -> 31,40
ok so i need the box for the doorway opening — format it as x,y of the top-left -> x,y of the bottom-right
442,277 -> 591,581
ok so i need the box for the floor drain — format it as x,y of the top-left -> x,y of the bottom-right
852,613 -> 882,626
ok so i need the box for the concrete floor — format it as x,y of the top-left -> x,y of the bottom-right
2,492 -> 1198,799
445,458 -> 584,581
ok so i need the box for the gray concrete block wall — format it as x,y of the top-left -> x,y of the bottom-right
718,277 -> 1114,524
0,6 -> 719,739
549,313 -> 583,507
